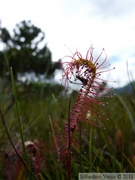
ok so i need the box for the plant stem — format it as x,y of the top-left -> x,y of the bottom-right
67,97 -> 71,180
79,121 -> 82,172
10,68 -> 29,164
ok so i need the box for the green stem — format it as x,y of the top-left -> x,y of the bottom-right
10,68 -> 29,164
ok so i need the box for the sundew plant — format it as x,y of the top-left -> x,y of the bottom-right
0,45 -> 118,180
60,46 -> 115,172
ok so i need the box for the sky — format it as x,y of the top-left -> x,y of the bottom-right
0,0 -> 135,88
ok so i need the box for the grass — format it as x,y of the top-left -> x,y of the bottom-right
0,78 -> 135,179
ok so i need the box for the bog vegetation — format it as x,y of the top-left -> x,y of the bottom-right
0,21 -> 135,179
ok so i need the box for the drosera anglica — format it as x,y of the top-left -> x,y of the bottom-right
60,45 -> 115,163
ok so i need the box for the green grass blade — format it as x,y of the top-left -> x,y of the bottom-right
10,68 -> 29,163
10,68 -> 37,179
117,94 -> 135,132
52,94 -> 63,126
123,153 -> 135,171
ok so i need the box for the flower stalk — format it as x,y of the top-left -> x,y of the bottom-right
60,46 -> 114,164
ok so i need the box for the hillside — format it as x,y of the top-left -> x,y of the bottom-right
114,81 -> 135,94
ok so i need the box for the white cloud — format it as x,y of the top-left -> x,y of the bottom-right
88,0 -> 135,18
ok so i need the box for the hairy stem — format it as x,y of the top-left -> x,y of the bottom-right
67,97 -> 71,180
